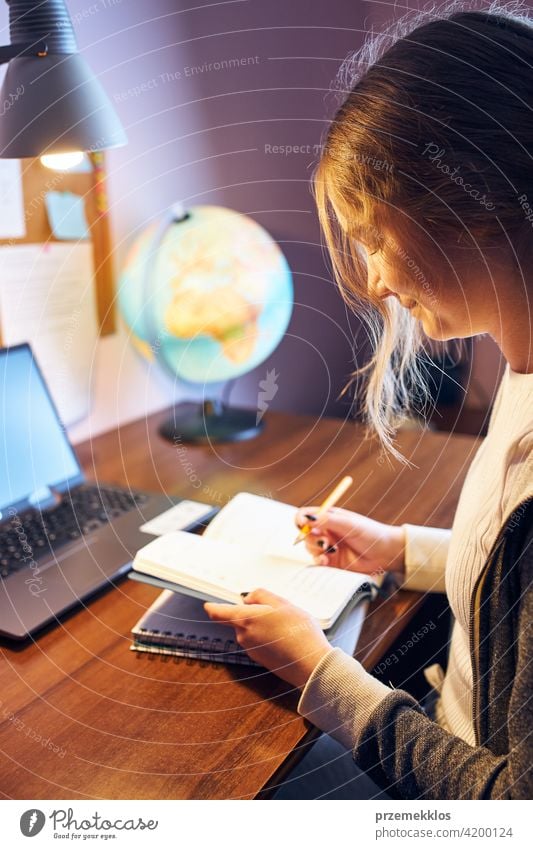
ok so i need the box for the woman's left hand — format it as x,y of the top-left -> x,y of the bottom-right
204,588 -> 332,689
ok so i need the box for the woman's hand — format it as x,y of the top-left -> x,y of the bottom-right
204,588 -> 332,689
295,506 -> 406,575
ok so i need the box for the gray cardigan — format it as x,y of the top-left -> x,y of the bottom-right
300,498 -> 533,799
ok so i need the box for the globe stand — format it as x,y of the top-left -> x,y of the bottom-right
158,399 -> 265,444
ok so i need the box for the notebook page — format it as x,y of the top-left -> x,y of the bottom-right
133,530 -> 306,599
133,532 -> 368,628
203,492 -> 310,564
269,563 -> 370,627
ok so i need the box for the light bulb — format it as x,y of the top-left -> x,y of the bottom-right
40,151 -> 85,171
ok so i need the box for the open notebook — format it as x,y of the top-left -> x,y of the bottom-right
130,492 -> 377,631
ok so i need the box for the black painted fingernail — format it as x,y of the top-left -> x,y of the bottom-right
317,538 -> 326,548
326,545 -> 337,555
304,513 -> 317,522
240,591 -> 250,598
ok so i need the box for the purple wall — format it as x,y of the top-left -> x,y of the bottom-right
2,0 -> 373,422
2,1 -> 528,434
101,0 -> 374,419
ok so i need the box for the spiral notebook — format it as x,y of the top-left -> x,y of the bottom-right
130,589 -> 370,667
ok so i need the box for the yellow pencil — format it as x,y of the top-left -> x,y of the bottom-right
293,475 -> 353,545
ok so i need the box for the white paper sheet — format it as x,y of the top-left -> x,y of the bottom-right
0,243 -> 99,425
140,501 -> 216,536
204,492 -> 311,563
0,159 -> 26,238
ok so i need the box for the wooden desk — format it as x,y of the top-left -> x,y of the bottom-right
0,409 -> 479,799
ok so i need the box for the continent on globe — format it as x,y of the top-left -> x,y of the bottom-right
164,284 -> 261,365
118,205 -> 293,385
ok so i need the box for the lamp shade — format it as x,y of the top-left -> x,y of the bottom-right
0,0 -> 127,158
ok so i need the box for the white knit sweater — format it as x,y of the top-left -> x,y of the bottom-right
298,364 -> 533,750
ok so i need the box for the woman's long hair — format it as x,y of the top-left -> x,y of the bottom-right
314,0 -> 533,458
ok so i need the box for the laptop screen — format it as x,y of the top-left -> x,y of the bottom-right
0,344 -> 83,515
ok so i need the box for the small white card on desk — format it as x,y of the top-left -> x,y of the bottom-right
139,501 -> 215,536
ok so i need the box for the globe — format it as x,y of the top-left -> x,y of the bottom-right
118,204 -> 293,442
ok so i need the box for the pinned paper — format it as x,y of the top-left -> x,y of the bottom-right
0,159 -> 26,238
45,191 -> 89,240
0,243 -> 99,425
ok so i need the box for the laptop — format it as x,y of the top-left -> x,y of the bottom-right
0,343 -> 218,641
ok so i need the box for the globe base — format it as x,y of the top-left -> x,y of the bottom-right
158,400 -> 265,444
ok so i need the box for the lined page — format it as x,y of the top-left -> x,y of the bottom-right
133,531 -> 305,597
203,492 -> 310,564
268,561 -> 370,627
133,531 -> 368,628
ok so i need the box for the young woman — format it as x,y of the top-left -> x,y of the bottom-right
205,3 -> 533,799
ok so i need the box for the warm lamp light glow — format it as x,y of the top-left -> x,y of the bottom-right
40,151 -> 85,171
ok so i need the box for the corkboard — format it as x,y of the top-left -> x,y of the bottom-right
0,151 -> 116,344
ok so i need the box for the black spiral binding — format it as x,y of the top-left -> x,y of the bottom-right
133,628 -> 258,666
133,582 -> 377,663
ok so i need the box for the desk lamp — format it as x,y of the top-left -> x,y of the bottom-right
0,0 -> 126,159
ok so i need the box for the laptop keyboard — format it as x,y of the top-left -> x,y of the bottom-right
0,485 -> 149,578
